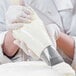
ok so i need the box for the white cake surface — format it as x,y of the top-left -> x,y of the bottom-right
0,61 -> 59,76
52,62 -> 75,76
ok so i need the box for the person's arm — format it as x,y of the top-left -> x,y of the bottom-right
2,31 -> 19,58
56,32 -> 74,59
46,24 -> 74,59
0,0 -> 19,60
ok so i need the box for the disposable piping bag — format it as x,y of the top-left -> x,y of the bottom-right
12,0 -> 64,66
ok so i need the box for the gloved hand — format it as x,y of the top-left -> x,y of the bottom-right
14,40 -> 39,60
52,62 -> 75,76
5,5 -> 33,30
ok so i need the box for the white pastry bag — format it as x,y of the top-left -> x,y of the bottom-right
12,5 -> 64,65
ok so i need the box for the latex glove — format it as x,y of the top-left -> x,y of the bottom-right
52,62 -> 75,76
5,5 -> 33,30
14,40 -> 39,60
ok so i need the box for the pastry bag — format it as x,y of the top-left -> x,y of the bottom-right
12,4 -> 63,65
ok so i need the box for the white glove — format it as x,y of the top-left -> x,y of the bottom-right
6,5 -> 33,30
52,62 -> 75,76
14,40 -> 39,60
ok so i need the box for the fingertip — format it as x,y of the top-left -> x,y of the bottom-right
19,0 -> 25,6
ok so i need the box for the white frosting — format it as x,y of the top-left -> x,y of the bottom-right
0,61 -> 59,76
52,62 -> 75,76
0,61 -> 75,76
